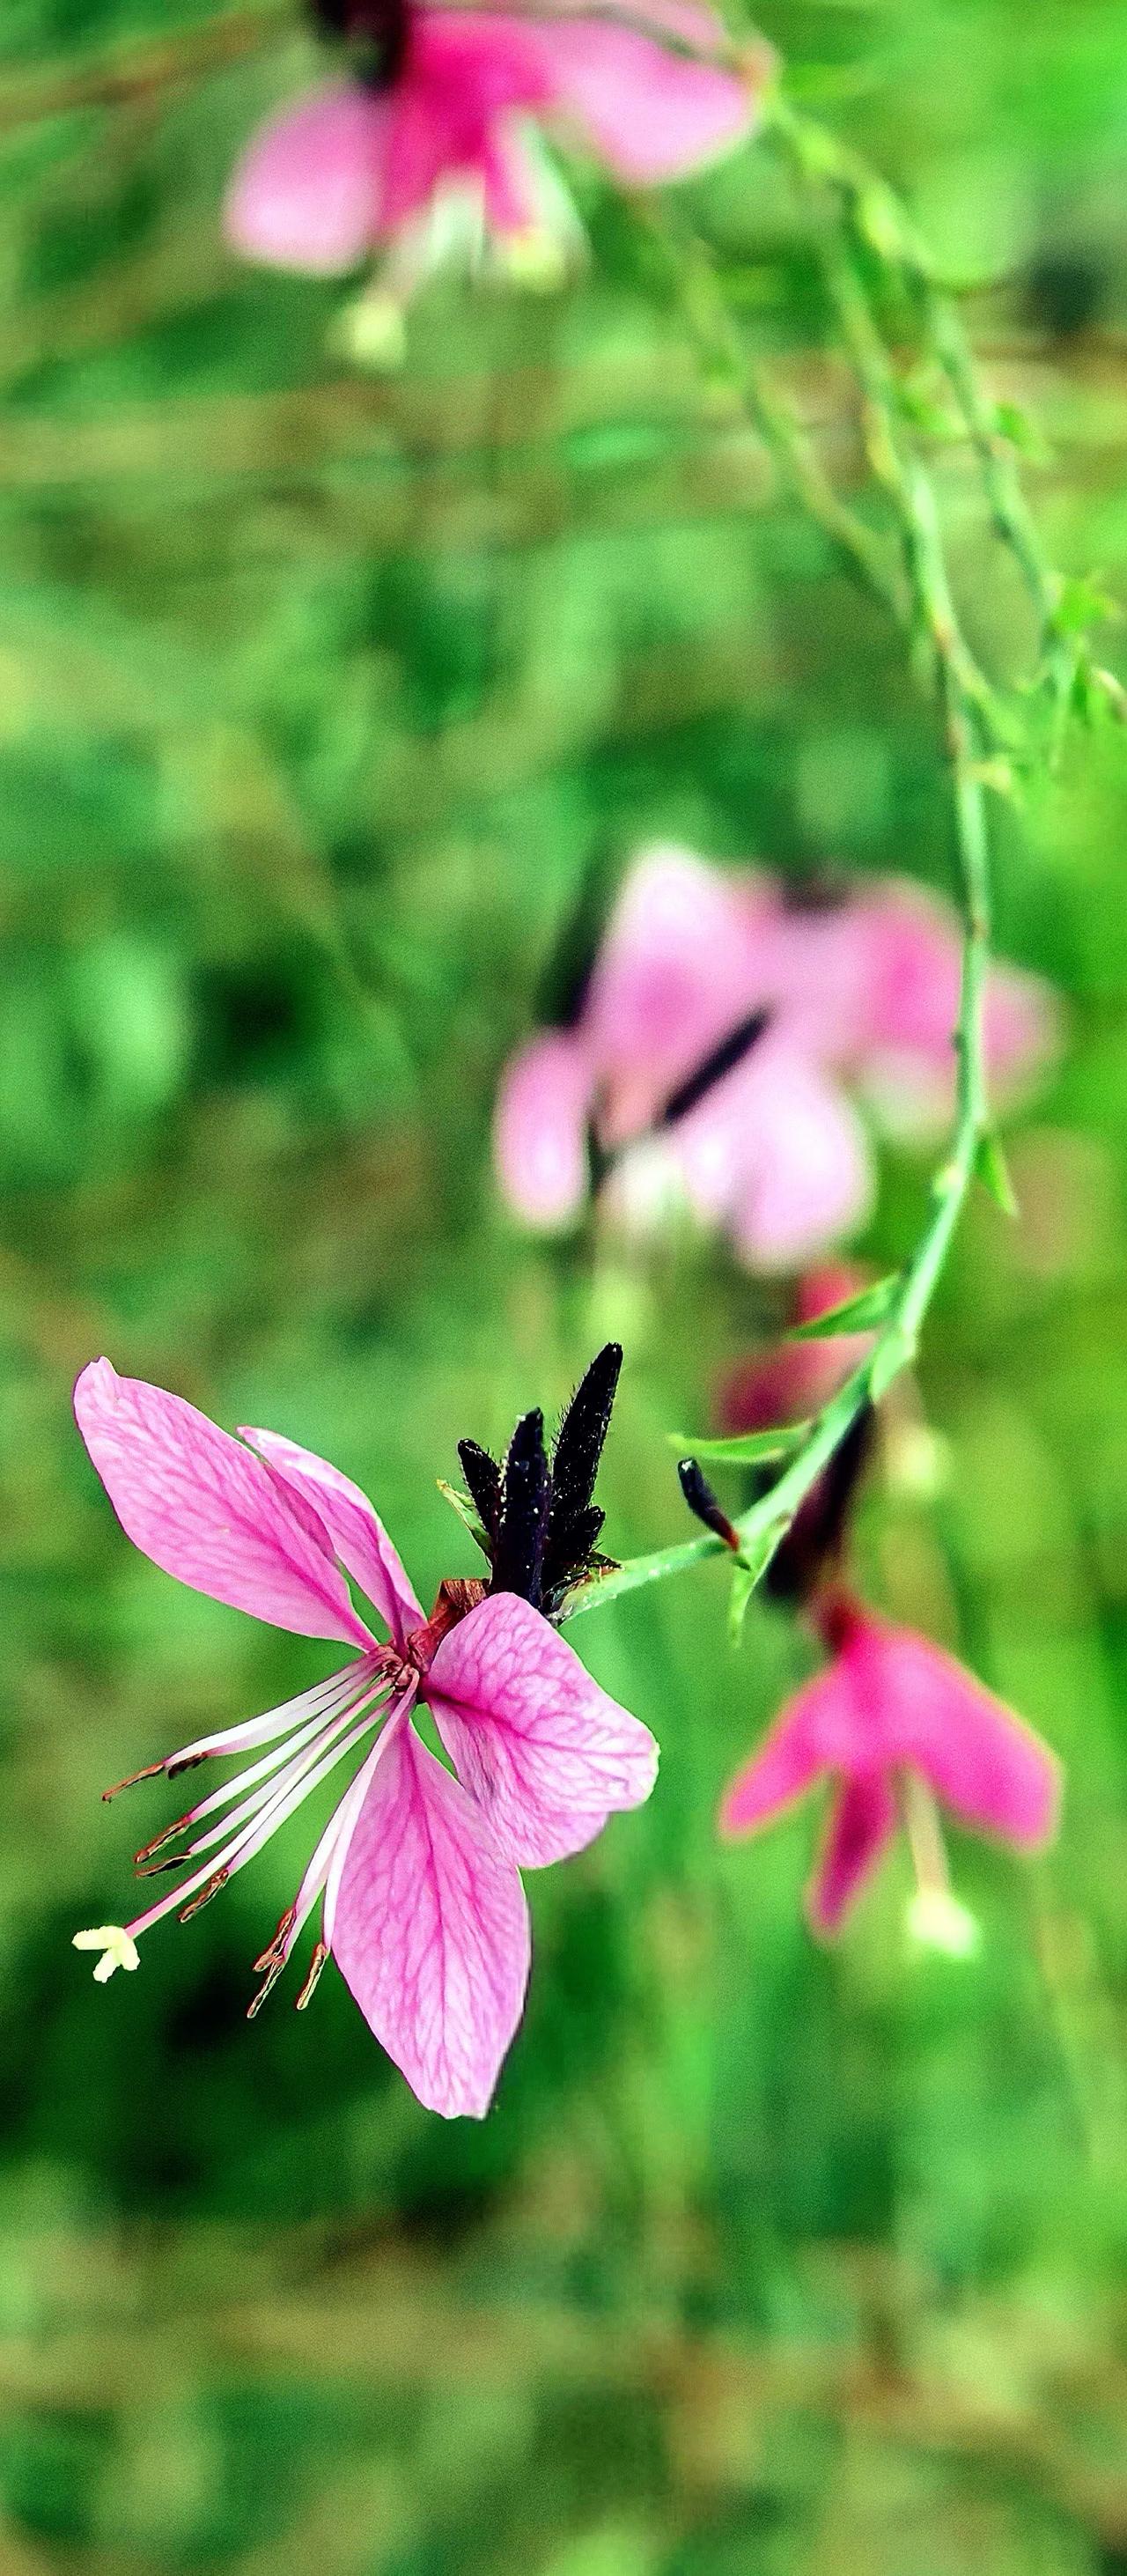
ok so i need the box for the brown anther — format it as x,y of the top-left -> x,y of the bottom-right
247,1950 -> 290,2020
134,1852 -> 189,1878
179,1868 -> 230,1923
102,1760 -> 166,1803
166,1752 -> 209,1782
134,1815 -> 191,1866
295,1942 -> 329,2011
253,1908 -> 297,1975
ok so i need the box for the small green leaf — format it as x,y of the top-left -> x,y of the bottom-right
789,1274 -> 902,1340
728,1520 -> 791,1642
726,1514 -> 777,1638
728,1561 -> 757,1645
667,1423 -> 808,1466
868,1329 -> 916,1403
437,1480 -> 488,1550
975,1129 -> 1020,1218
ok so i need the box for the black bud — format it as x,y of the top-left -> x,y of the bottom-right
491,1410 -> 550,1608
456,1439 -> 503,1545
677,1458 -> 740,1550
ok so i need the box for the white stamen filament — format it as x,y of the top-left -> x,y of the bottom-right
275,1696 -> 413,1974
145,1677 -> 384,1870
323,1701 -> 411,1952
899,1767 -> 950,1896
899,1768 -> 981,1960
160,1664 -> 382,1774
123,1695 -> 395,1946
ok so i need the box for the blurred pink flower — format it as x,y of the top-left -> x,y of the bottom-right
719,1592 -> 1059,1936
226,1 -> 770,338
494,845 -> 1058,1271
71,1362 -> 656,2118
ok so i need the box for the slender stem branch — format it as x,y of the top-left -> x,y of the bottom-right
569,114 -> 1027,1630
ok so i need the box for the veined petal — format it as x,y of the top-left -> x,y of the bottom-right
427,1592 -> 658,1867
807,1771 -> 897,1935
873,1626 -> 1061,1849
240,1427 -> 422,1646
527,7 -> 767,185
225,83 -> 388,274
75,1362 -> 374,1648
328,1720 -> 530,2119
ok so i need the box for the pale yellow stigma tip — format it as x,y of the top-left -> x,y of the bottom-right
906,1889 -> 981,1960
73,1925 -> 140,1981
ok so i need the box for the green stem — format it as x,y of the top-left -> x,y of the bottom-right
569,112 -> 1021,1630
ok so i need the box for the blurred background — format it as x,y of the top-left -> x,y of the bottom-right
2,0 -> 1127,2568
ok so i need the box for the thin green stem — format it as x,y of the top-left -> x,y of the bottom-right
571,107 -> 1028,1630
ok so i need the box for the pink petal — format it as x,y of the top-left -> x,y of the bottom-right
328,1718 -> 530,2118
851,880 -> 1059,1135
867,1624 -> 1061,1849
807,1771 -> 897,1935
376,18 -> 555,231
526,7 -> 766,184
493,1030 -> 593,1228
719,1663 -> 859,1837
74,1362 -> 375,1648
427,1593 -> 658,1867
729,1050 -> 875,1270
225,84 -> 387,275
584,846 -> 770,1138
239,1427 -> 422,1648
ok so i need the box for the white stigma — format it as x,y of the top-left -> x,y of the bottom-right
73,1925 -> 141,1983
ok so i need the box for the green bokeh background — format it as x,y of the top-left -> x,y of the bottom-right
2,2 -> 1127,2569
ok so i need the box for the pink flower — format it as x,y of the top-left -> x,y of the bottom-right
71,1358 -> 656,2118
225,0 -> 770,342
494,845 -> 1058,1271
719,1594 -> 1059,1938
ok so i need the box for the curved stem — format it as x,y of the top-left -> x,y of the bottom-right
568,121 -> 1025,1628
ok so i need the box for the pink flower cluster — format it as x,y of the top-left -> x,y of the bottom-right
226,0 -> 770,347
495,845 -> 1057,1270
72,1361 -> 657,2119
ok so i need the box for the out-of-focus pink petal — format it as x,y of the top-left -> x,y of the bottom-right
527,6 -> 766,184
328,1717 -> 530,2118
719,1662 -> 863,1837
853,880 -> 1059,1134
493,1030 -> 592,1228
225,85 -> 387,275
74,1361 -> 375,1648
584,846 -> 770,1134
730,1052 -> 875,1270
377,17 -> 554,229
807,1770 -> 897,1934
427,1592 -> 658,1866
239,1427 -> 422,1647
867,1624 -> 1061,1849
